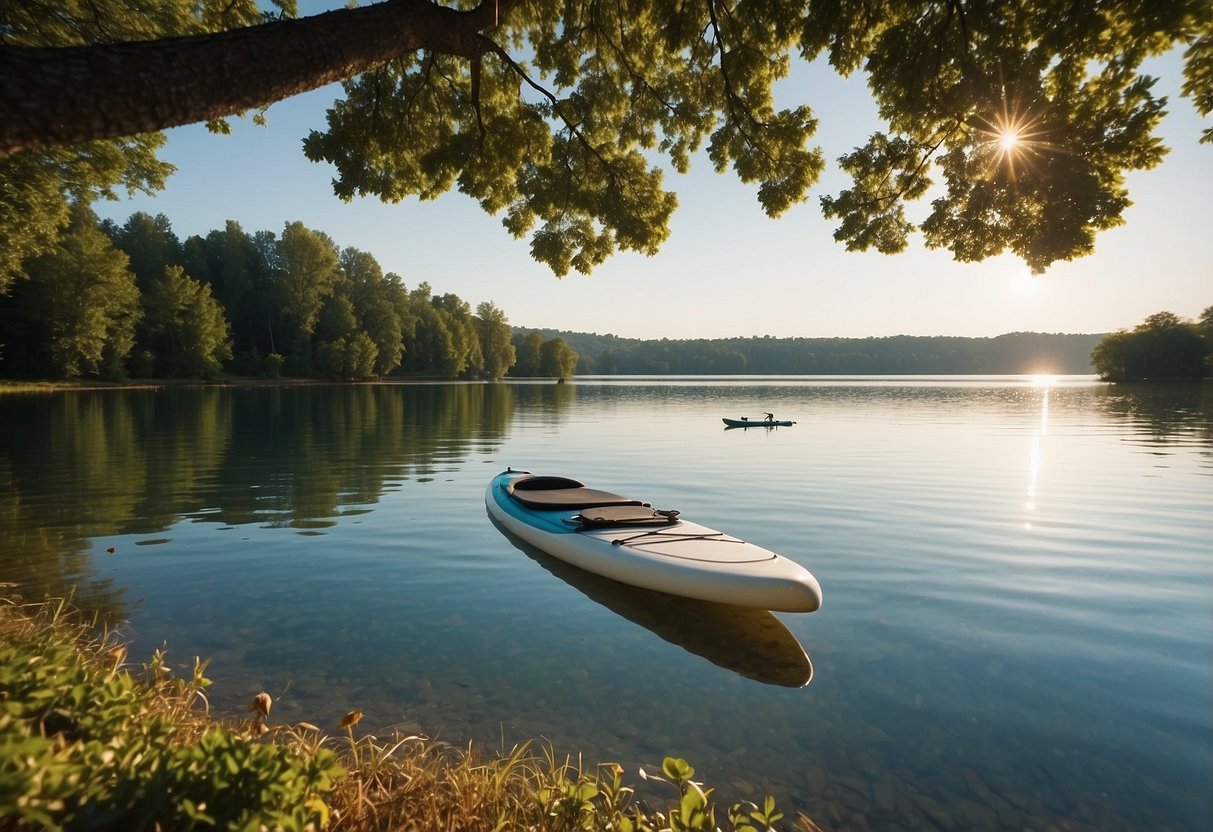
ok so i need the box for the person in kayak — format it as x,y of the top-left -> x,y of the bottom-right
764,412 -> 775,422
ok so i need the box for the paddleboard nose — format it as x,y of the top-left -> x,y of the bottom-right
788,572 -> 823,613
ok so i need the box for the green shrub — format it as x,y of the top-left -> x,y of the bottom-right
264,352 -> 285,378
0,603 -> 342,830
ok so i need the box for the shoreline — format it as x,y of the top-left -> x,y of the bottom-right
0,591 -> 821,831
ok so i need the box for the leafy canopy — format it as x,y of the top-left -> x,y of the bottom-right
2,204 -> 141,379
301,0 -> 1209,275
0,0 -> 294,293
1090,307 -> 1212,380
2,0 -> 1210,284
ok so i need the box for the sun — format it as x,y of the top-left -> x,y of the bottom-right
974,96 -> 1057,183
980,114 -> 1044,181
1011,266 -> 1039,296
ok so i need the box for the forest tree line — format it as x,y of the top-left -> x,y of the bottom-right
0,207 -> 580,381
546,315 -> 1212,377
2,206 -> 1205,382
537,330 -> 1108,376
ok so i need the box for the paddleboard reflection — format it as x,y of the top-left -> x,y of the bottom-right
489,516 -> 813,688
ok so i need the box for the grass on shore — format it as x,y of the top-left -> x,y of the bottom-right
0,591 -> 822,831
0,378 -> 223,394
0,379 -> 183,395
0,380 -> 105,394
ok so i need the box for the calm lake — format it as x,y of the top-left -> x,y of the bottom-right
1,377 -> 1209,830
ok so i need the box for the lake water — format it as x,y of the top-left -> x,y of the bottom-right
1,377 -> 1210,830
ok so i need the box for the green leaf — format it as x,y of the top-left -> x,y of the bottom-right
662,756 -> 695,782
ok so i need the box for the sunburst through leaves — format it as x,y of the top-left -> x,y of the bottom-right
974,99 -> 1059,183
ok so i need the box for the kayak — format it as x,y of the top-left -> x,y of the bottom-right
485,469 -> 822,613
722,418 -> 795,427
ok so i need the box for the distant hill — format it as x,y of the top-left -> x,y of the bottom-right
512,328 -> 1105,375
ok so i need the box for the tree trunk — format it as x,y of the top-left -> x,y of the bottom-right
0,0 -> 503,155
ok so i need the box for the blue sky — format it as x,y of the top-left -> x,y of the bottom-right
94,13 -> 1211,340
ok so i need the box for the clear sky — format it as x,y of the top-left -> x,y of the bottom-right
94,9 -> 1212,340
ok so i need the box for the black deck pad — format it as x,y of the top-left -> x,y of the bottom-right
577,505 -> 680,528
508,475 -> 644,510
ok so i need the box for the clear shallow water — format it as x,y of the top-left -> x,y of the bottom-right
1,378 -> 1209,830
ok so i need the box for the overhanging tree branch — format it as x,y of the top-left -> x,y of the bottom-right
0,0 -> 515,156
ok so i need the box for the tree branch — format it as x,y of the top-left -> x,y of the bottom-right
0,0 -> 517,156
706,0 -> 776,164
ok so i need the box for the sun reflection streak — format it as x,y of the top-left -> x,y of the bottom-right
1024,387 -> 1050,529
